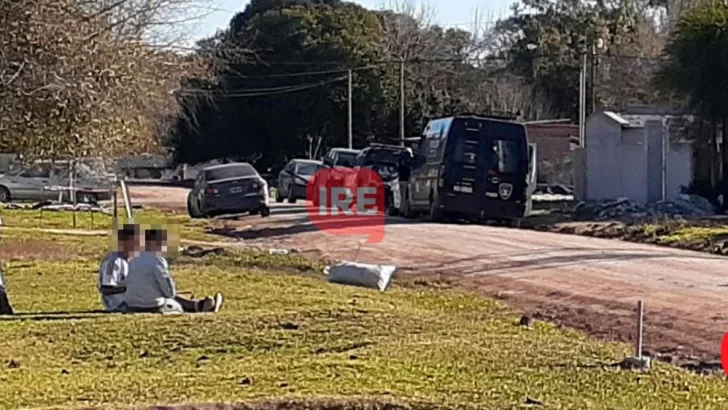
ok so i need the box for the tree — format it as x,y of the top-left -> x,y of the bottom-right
657,2 -> 728,207
172,0 -> 388,168
495,0 -> 663,119
0,0 -> 208,161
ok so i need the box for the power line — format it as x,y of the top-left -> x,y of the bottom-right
146,45 -> 670,65
174,51 -> 667,94
225,64 -> 385,79
176,75 -> 348,98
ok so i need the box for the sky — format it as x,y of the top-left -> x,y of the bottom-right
192,0 -> 515,43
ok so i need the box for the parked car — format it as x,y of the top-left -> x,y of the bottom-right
275,159 -> 323,203
187,162 -> 270,218
311,148 -> 361,207
0,162 -> 114,203
352,144 -> 414,215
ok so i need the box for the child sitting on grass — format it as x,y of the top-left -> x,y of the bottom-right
0,216 -> 12,315
124,228 -> 223,314
98,224 -> 139,313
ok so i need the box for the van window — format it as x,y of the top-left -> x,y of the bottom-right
452,138 -> 478,166
491,140 -> 519,174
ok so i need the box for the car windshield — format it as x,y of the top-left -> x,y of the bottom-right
336,152 -> 358,167
361,150 -> 401,166
296,162 -> 321,176
205,164 -> 257,181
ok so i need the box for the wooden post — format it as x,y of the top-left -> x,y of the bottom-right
635,300 -> 644,359
113,188 -> 118,219
70,161 -> 77,229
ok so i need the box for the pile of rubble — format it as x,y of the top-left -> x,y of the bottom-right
573,195 -> 717,221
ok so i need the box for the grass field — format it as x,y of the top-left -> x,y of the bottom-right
1,208 -> 728,409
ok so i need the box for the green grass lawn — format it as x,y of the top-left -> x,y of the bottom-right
1,210 -> 728,409
0,206 -> 231,243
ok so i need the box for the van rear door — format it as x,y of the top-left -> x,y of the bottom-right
483,122 -> 528,204
441,119 -> 488,204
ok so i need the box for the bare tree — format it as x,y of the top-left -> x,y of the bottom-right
78,0 -> 217,45
0,0 -> 211,160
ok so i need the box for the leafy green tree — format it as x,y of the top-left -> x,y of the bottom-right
495,0 -> 659,119
657,2 -> 728,206
172,0 -> 388,169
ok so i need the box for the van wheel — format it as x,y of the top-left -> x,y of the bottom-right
187,195 -> 200,219
287,189 -> 296,204
401,190 -> 415,218
275,188 -> 284,203
429,197 -> 444,222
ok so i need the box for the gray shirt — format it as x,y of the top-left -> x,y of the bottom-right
98,252 -> 129,311
124,252 -> 176,308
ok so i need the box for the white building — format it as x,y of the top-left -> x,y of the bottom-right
574,109 -> 694,203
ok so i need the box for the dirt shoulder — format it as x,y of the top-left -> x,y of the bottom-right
523,208 -> 728,257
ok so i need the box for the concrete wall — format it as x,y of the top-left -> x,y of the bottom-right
585,114 -> 647,201
646,120 -> 664,202
584,113 -> 694,203
667,142 -> 693,200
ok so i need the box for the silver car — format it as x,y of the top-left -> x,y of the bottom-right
0,162 -> 113,203
187,163 -> 270,218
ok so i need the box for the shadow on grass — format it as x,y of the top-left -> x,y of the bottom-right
146,400 -> 442,410
0,309 -> 109,321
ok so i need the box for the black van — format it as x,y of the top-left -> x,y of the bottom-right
399,115 -> 537,224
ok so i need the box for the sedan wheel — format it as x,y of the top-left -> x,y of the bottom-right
0,187 -> 11,203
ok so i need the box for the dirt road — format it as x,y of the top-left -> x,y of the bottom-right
130,185 -> 728,362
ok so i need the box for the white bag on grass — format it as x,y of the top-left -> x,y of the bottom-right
325,261 -> 397,292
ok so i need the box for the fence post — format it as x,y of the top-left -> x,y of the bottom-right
635,300 -> 644,359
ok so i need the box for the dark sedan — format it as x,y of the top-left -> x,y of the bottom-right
187,163 -> 270,218
275,159 -> 322,203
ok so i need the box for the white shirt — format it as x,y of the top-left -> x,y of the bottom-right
98,252 -> 129,311
124,252 -> 177,308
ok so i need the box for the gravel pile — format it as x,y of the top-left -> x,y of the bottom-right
573,195 -> 717,221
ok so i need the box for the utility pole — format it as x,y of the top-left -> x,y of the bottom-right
580,53 -> 587,144
590,43 -> 597,114
347,69 -> 353,149
399,58 -> 405,147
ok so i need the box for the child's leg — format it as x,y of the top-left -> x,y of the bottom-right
174,295 -> 215,312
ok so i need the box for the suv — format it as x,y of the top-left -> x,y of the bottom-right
353,144 -> 414,215
311,148 -> 361,206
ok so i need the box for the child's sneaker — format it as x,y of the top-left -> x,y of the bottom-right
213,293 -> 224,313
